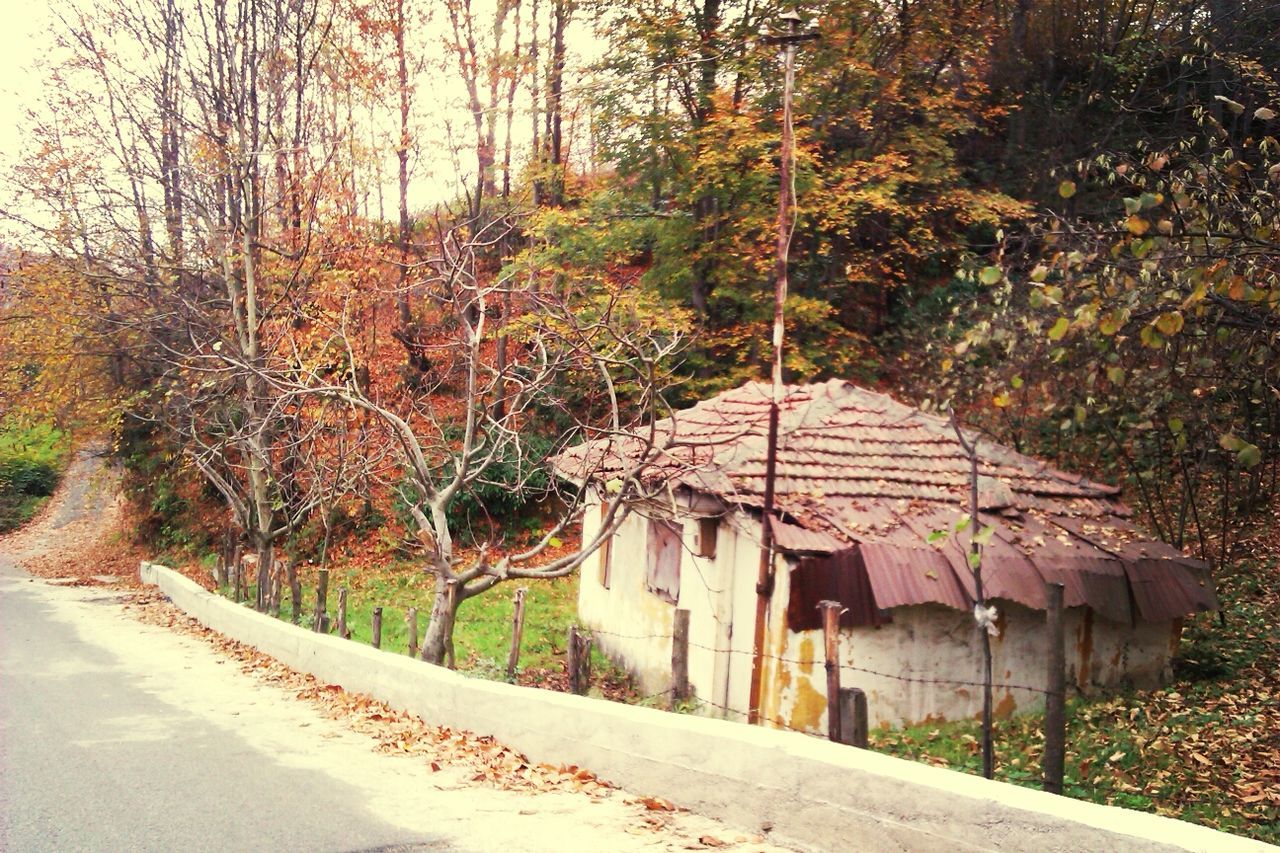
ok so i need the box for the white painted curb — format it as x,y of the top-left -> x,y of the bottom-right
139,561 -> 1274,853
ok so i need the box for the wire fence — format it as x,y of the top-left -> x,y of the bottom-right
211,573 -> 1260,822
587,625 -> 1055,699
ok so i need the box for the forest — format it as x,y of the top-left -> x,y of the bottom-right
0,0 -> 1277,837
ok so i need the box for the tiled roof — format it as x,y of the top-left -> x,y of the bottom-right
554,380 -> 1217,621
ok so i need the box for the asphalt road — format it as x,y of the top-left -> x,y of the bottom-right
0,454 -> 784,853
0,558 -> 446,853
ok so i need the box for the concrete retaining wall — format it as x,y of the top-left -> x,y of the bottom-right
139,562 -> 1272,853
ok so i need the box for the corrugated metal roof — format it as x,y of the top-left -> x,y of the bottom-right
858,541 -> 969,610
769,517 -> 846,554
552,379 -> 1217,621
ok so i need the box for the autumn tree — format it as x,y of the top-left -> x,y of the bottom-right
6,0 -> 381,604
922,81 -> 1280,564
259,209 -> 692,664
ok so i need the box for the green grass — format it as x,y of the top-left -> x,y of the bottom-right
228,561 -> 626,689
0,418 -> 70,533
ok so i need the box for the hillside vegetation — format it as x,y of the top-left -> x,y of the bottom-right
0,0 -> 1277,841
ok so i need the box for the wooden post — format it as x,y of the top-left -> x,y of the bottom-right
314,568 -> 329,633
407,607 -> 419,658
506,588 -> 527,682
819,600 -> 843,743
271,570 -> 282,617
231,542 -> 243,599
671,608 -> 691,704
336,587 -> 349,640
838,687 -> 869,748
371,606 -> 383,649
578,631 -> 593,694
567,625 -> 592,695
567,625 -> 581,694
1043,581 -> 1067,794
287,560 -> 301,624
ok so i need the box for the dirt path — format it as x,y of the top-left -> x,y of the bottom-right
0,447 -> 139,580
1,454 -> 795,853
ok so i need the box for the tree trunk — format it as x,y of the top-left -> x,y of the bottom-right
419,575 -> 461,666
255,541 -> 274,612
395,0 -> 413,329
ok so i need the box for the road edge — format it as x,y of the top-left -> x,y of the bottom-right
139,560 -> 1275,853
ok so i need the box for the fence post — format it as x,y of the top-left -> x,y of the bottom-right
407,607 -> 419,658
336,587 -> 348,639
506,588 -> 527,682
287,560 -> 301,624
819,600 -> 843,743
1043,581 -> 1067,794
838,687 -> 868,748
232,543 -> 243,601
671,608 -> 691,704
314,568 -> 329,633
271,569 -> 282,617
371,606 -> 383,649
567,625 -> 592,695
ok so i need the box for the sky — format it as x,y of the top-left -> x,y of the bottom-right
0,1 -> 601,246
0,3 -> 53,202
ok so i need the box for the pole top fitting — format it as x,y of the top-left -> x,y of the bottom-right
779,10 -> 803,25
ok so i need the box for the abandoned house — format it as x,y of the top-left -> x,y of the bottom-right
552,379 -> 1218,732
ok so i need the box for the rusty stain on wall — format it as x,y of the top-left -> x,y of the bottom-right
788,676 -> 826,732
1076,607 -> 1094,688
798,636 -> 815,676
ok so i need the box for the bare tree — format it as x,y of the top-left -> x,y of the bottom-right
267,212 -> 689,663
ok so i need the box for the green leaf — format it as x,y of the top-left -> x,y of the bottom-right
548,536 -> 564,548
1123,197 -> 1142,215
968,551 -> 982,570
1058,180 -> 1076,199
954,514 -> 972,534
1010,376 -> 1023,389
1219,433 -> 1244,452
927,529 -> 948,544
1099,312 -> 1124,336
979,266 -> 1003,285
1106,366 -> 1125,384
1168,417 -> 1184,434
1047,317 -> 1070,341
1237,443 -> 1262,468
1029,265 -> 1049,282
973,525 -> 996,546
1155,311 -> 1184,335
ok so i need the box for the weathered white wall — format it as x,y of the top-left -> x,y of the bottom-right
767,593 -> 1178,731
577,495 -> 732,702
140,560 -> 1265,853
580,506 -> 1178,731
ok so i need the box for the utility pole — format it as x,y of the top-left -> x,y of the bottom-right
952,410 -> 995,779
747,9 -> 819,726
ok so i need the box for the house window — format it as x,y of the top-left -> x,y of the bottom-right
695,517 -> 718,558
598,503 -> 613,589
645,518 -> 682,605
